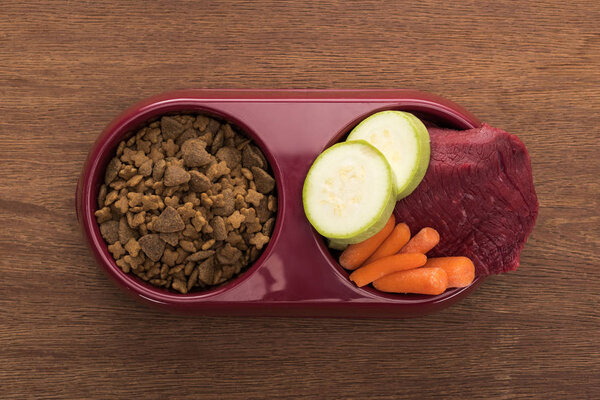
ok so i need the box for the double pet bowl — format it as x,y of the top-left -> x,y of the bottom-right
76,89 -> 483,317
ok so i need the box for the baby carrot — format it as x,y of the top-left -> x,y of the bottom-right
364,223 -> 411,264
349,253 -> 427,287
424,256 -> 475,288
399,227 -> 440,255
339,215 -> 396,270
373,267 -> 448,295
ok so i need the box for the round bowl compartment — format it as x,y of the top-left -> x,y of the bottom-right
311,103 -> 484,303
77,98 -> 283,305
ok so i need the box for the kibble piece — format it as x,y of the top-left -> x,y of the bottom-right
263,217 -> 275,236
126,174 -> 143,187
188,268 -> 199,290
241,207 -> 262,233
119,165 -> 138,180
152,159 -> 166,181
116,258 -> 131,273
197,257 -> 215,285
240,207 -> 257,221
201,222 -> 213,234
267,195 -> 277,212
95,206 -> 112,223
162,248 -> 179,266
256,196 -> 271,223
236,138 -> 251,150
245,189 -> 264,208
249,246 -> 261,262
186,250 -> 215,262
240,168 -> 253,180
161,116 -> 185,140
206,118 -> 221,134
105,158 -> 122,185
131,152 -> 150,168
216,146 -> 242,169
181,138 -> 212,167
98,184 -> 108,207
160,264 -> 169,279
138,234 -> 166,262
176,247 -> 190,264
151,206 -> 185,232
200,192 -> 213,208
206,161 -> 231,182
190,211 -> 207,232
188,171 -> 211,193
227,231 -> 247,251
169,263 -> 185,275
242,145 -> 265,169
211,216 -> 227,241
145,127 -> 161,143
108,241 -> 126,258
131,211 -> 146,227
113,196 -> 129,214
164,196 -> 180,208
177,202 -> 196,220
119,217 -> 137,244
182,223 -> 200,240
163,165 -> 191,187
142,195 -> 163,211
109,180 -> 127,191
121,147 -> 137,163
100,220 -> 119,244
251,167 -> 275,194
249,232 -> 270,250
139,159 -> 153,176
201,239 -> 216,250
162,139 -> 179,157
212,188 -> 235,217
216,243 -> 242,265
226,210 -> 245,229
211,129 -> 224,154
245,220 -> 262,234
179,240 -> 196,253
137,139 -> 151,154
184,262 -> 195,276
149,146 -> 164,162
221,123 -> 235,138
124,238 -> 141,257
234,194 -> 247,210
175,128 -> 199,146
194,115 -> 210,131
172,278 -> 187,294
127,192 -> 143,207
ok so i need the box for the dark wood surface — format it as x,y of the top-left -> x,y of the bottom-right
1,1 -> 598,398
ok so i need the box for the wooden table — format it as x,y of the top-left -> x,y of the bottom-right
1,1 -> 598,398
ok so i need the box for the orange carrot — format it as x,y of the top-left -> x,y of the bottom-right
399,227 -> 440,254
424,257 -> 475,288
339,215 -> 395,270
373,267 -> 448,295
364,223 -> 411,264
349,253 -> 427,287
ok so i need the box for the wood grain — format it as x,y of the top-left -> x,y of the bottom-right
1,1 -> 598,398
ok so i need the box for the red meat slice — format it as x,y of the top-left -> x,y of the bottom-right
394,123 -> 538,277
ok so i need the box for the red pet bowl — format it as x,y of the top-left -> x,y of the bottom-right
76,89 -> 483,317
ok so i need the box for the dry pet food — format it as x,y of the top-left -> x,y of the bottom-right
95,114 -> 277,293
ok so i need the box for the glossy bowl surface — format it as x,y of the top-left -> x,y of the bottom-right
76,89 -> 482,317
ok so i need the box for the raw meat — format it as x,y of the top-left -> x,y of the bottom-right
394,123 -> 538,277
